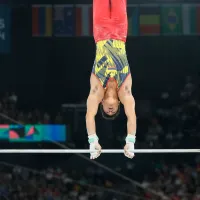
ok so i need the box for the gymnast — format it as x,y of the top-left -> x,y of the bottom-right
86,0 -> 137,159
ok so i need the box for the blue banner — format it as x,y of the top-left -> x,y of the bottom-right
0,5 -> 11,53
0,124 -> 67,142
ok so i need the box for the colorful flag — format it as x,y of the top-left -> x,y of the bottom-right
0,124 -> 9,139
76,5 -> 93,36
127,5 -> 139,36
53,5 -> 75,37
139,5 -> 160,36
161,4 -> 182,35
32,5 -> 52,37
182,4 -> 200,35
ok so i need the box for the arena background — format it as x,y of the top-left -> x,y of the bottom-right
0,0 -> 199,199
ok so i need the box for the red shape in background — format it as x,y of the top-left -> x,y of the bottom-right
9,130 -> 20,139
26,126 -> 35,136
0,124 -> 9,129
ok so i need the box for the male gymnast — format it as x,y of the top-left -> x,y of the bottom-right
86,0 -> 137,159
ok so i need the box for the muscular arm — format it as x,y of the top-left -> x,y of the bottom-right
86,75 -> 104,136
119,83 -> 137,136
123,94 -> 136,135
120,84 -> 136,159
86,93 -> 99,136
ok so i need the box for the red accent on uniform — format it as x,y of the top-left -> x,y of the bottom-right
93,0 -> 128,43
105,77 -> 118,89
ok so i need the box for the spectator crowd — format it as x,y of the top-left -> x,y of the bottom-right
0,76 -> 199,200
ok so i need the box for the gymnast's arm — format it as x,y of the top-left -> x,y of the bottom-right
119,84 -> 136,159
86,75 -> 104,136
122,94 -> 136,135
119,77 -> 137,136
86,94 -> 99,135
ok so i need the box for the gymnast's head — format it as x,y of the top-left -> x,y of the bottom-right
100,83 -> 120,120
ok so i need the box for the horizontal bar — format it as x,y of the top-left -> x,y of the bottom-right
0,149 -> 199,153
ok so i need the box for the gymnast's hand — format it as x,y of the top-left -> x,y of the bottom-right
88,134 -> 102,159
124,134 -> 136,159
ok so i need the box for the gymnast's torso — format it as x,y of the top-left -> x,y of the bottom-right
92,39 -> 131,91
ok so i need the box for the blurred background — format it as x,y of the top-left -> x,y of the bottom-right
0,0 -> 200,199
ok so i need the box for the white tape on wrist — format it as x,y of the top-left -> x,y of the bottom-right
88,134 -> 99,144
126,134 -> 136,144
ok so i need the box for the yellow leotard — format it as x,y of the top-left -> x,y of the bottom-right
92,39 -> 130,89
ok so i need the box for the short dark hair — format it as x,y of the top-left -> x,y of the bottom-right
100,103 -> 120,120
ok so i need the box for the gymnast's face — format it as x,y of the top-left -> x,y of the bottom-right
102,90 -> 119,116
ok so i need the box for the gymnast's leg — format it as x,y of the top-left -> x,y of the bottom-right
110,0 -> 127,21
93,0 -> 112,43
93,0 -> 110,25
110,0 -> 128,40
